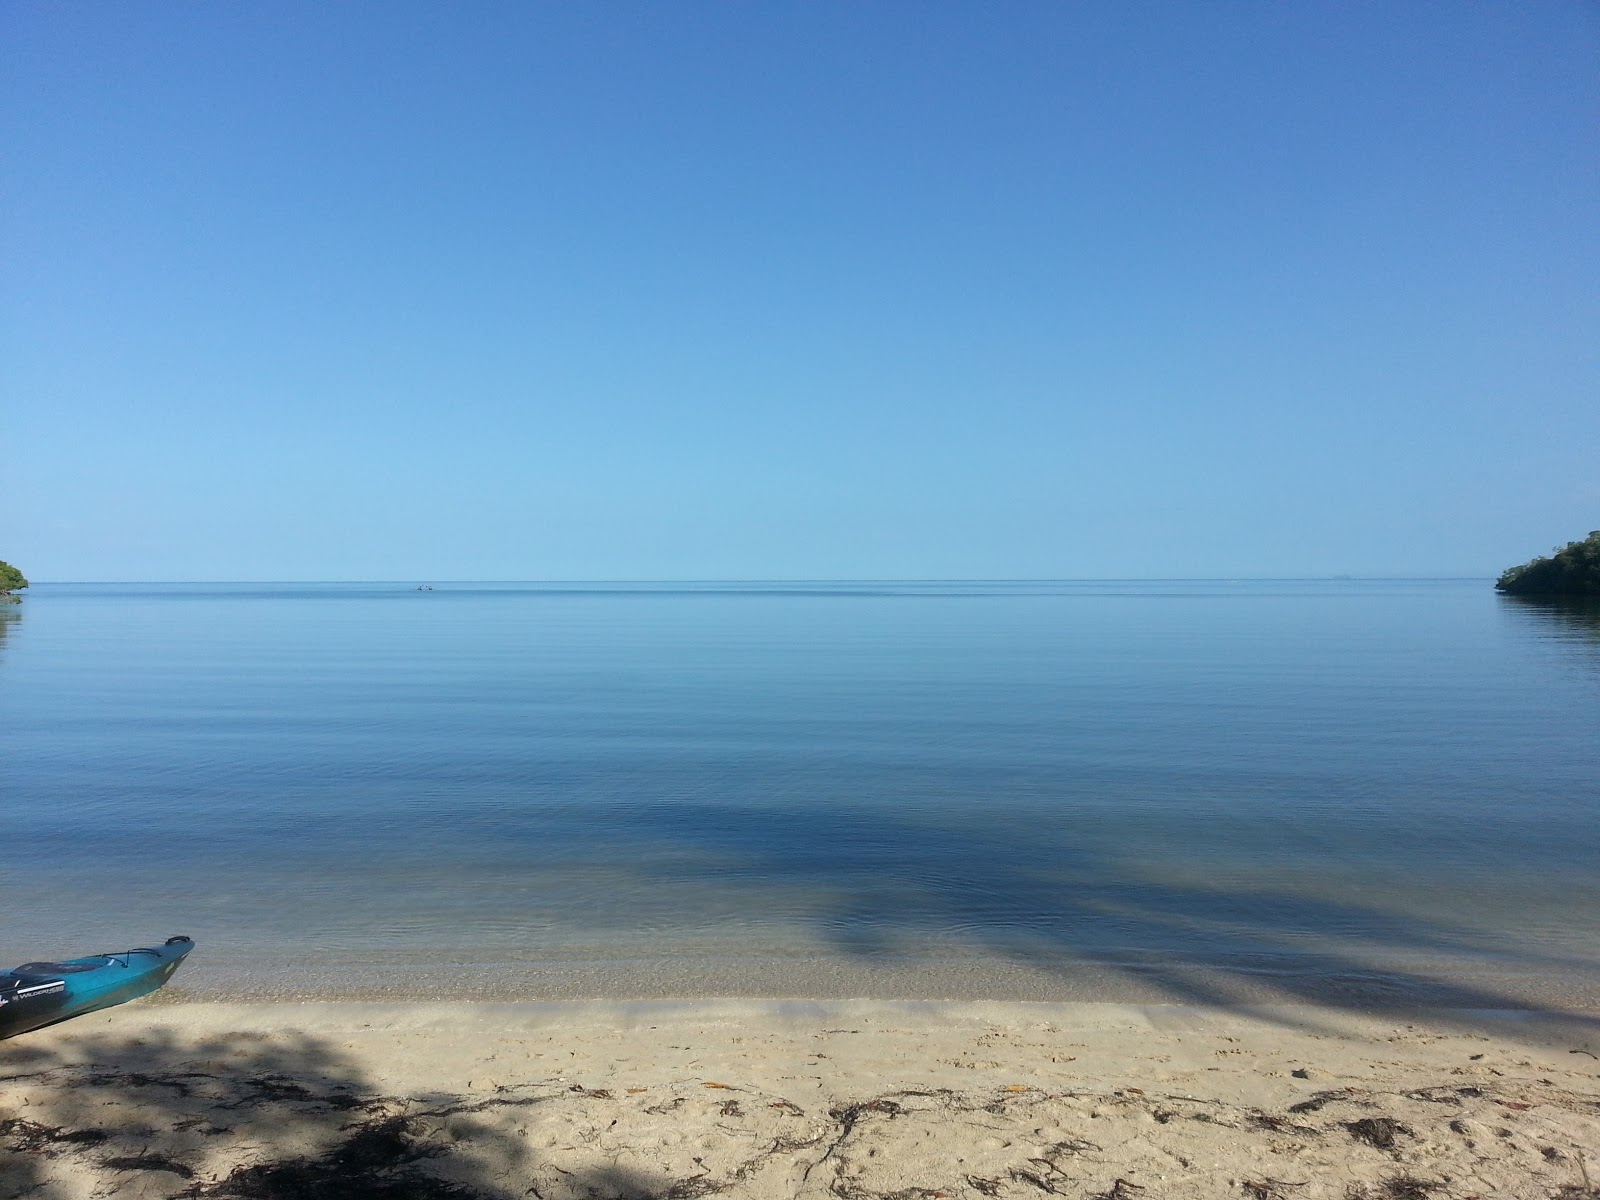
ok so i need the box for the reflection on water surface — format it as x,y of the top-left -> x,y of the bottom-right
2,580 -> 1597,1018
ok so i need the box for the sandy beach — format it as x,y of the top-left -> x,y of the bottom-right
4,998 -> 1598,1199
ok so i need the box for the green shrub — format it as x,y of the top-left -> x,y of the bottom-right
1496,531 -> 1600,596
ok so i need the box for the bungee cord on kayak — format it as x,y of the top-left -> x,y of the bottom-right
0,937 -> 194,1039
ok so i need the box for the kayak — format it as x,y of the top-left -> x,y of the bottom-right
0,936 -> 195,1040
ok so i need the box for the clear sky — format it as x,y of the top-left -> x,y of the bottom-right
3,2 -> 1596,581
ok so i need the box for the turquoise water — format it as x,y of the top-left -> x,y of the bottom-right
2,580 -> 1597,1009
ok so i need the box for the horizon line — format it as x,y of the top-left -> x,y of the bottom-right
21,575 -> 1497,585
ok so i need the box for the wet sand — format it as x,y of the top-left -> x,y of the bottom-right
4,998 -> 1599,1198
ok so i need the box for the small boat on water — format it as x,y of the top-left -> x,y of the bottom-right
0,936 -> 195,1039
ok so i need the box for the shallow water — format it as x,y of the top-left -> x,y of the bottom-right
3,580 -> 1597,1010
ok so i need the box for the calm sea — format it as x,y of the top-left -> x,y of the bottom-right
3,580 -> 1597,1011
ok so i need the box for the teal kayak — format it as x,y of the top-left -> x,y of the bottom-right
0,936 -> 194,1039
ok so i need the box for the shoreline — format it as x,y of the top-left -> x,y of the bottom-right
6,997 -> 1598,1197
134,992 -> 1600,1041
133,945 -> 1600,1013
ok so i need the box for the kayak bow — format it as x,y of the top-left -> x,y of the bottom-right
0,936 -> 195,1039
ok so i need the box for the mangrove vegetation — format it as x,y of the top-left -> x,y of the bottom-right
1496,531 -> 1600,596
0,560 -> 27,603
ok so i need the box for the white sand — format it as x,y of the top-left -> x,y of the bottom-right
4,999 -> 1599,1198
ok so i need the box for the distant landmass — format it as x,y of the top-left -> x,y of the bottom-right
1496,531 -> 1600,596
0,559 -> 27,604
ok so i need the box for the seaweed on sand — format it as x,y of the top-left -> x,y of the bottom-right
182,1113 -> 482,1200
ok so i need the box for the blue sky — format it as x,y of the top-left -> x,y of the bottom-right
3,2 -> 1596,580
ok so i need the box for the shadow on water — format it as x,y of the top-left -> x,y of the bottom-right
612,799 -> 1600,1048
0,1027 -> 682,1200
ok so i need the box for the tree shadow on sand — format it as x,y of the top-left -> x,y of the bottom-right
0,1027 -> 681,1200
6,992 -> 1597,1200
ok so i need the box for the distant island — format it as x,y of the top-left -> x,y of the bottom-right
0,560 -> 26,604
1495,531 -> 1600,596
